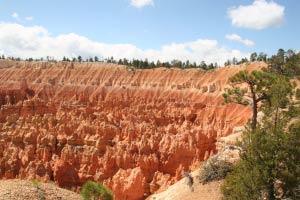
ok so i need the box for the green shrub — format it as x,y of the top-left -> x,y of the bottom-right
31,179 -> 45,200
295,88 -> 300,100
199,157 -> 233,184
31,179 -> 40,188
81,181 -> 113,200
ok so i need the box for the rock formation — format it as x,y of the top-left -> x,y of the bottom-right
0,179 -> 82,200
0,60 -> 264,199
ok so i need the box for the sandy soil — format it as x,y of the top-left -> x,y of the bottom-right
0,179 -> 82,200
148,171 -> 223,200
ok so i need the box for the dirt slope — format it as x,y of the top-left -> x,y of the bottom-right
148,171 -> 222,200
0,179 -> 82,200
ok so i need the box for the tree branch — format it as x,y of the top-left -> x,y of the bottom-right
257,93 -> 269,102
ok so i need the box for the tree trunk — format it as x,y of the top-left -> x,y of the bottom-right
252,100 -> 258,130
250,84 -> 258,131
274,106 -> 279,130
268,182 -> 276,200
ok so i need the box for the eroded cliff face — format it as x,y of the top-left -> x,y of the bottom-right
0,61 -> 261,199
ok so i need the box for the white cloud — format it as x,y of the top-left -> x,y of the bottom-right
11,12 -> 34,22
12,12 -> 19,20
228,0 -> 285,30
130,0 -> 154,8
25,16 -> 34,21
225,34 -> 255,46
0,22 -> 249,65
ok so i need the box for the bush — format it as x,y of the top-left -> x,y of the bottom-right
81,181 -> 113,200
295,88 -> 300,100
199,157 -> 233,184
31,179 -> 40,188
31,179 -> 45,200
222,124 -> 300,200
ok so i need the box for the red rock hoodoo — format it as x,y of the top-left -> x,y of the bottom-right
0,60 -> 261,199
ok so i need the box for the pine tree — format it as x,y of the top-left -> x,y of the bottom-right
250,52 -> 258,62
222,64 -> 300,199
223,69 -> 277,130
78,56 -> 82,63
222,109 -> 300,199
81,181 -> 113,200
257,52 -> 267,62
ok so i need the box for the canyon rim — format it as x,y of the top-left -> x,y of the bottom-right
0,60 -> 262,199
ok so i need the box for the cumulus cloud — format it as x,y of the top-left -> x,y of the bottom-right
12,12 -> 19,20
225,34 -> 255,46
0,22 -> 249,65
130,0 -> 154,8
25,16 -> 34,21
228,0 -> 285,30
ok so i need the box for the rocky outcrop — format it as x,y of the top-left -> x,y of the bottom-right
0,61 -> 263,199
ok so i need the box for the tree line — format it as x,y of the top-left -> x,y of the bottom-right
64,56 -> 219,70
0,48 -> 298,71
0,55 -> 217,70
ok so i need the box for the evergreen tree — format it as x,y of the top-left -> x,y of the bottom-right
78,56 -> 82,63
192,62 -> 197,68
277,48 -> 285,64
224,59 -> 232,66
222,102 -> 300,200
186,60 -> 190,68
122,58 -> 129,65
283,50 -> 300,77
207,63 -> 215,70
232,57 -> 238,65
268,49 -> 300,77
144,58 -> 149,68
118,59 -> 123,65
238,58 -> 249,64
222,62 -> 300,199
149,61 -> 155,68
223,69 -> 276,130
156,60 -> 161,67
199,61 -> 207,69
81,181 -> 113,200
257,52 -> 267,62
250,52 -> 258,62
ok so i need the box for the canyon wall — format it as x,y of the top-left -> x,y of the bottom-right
0,61 -> 262,199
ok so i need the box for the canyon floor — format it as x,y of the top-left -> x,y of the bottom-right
0,61 -> 264,199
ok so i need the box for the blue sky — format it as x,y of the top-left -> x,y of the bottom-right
0,0 -> 299,64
